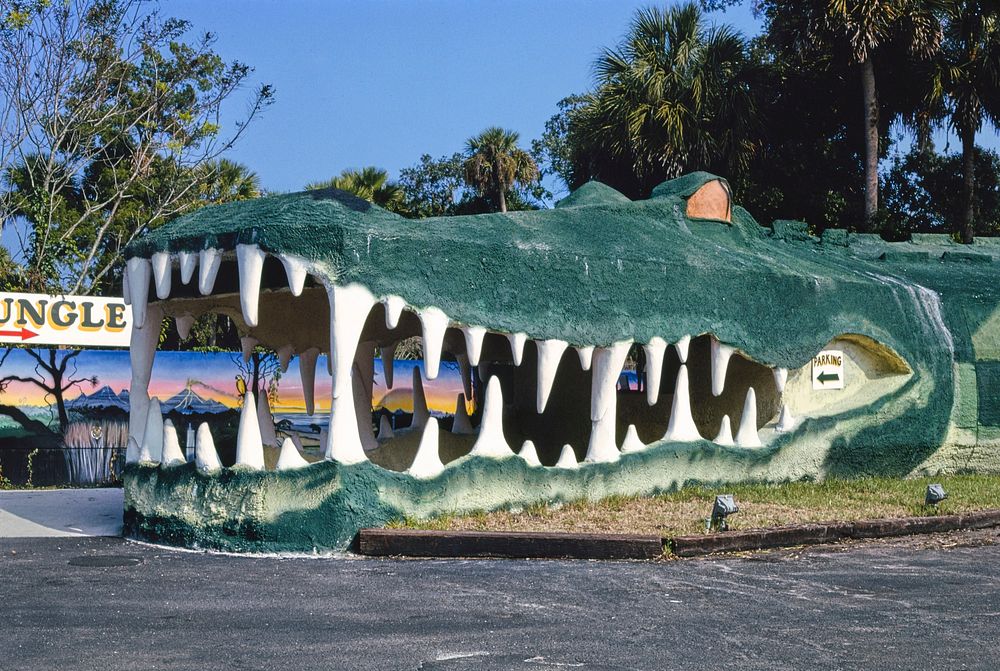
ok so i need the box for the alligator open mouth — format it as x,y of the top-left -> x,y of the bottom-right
123,242 -> 913,475
118,172 -> 986,553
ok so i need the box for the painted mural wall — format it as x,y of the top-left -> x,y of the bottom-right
0,347 -> 464,486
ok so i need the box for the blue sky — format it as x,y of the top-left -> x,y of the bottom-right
169,0 -> 999,197
170,0 -> 759,196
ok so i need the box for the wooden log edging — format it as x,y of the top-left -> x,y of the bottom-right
356,528 -> 664,560
669,509 -> 1000,557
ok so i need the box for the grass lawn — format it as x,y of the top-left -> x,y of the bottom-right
391,474 -> 1000,538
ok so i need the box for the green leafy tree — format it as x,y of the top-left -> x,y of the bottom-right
398,153 -> 466,217
0,0 -> 273,295
930,1 -> 1000,242
758,0 -> 941,227
565,3 -> 761,198
462,127 -> 539,213
305,166 -> 407,214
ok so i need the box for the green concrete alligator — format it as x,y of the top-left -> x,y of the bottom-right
120,172 -> 1000,552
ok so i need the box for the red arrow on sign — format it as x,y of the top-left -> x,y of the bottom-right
0,327 -> 39,341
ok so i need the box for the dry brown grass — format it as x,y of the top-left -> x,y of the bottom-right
393,474 -> 1000,537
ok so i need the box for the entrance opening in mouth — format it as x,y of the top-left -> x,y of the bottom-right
126,245 -> 914,474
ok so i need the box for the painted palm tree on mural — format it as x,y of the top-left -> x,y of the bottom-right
462,127 -> 539,213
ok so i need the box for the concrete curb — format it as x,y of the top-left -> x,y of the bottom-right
669,509 -> 1000,557
357,528 -> 664,560
358,509 -> 1000,560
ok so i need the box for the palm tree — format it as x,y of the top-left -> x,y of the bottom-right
305,166 -> 406,214
932,1 -> 1000,242
197,159 -> 261,204
763,0 -> 941,227
462,127 -> 539,213
571,3 -> 760,198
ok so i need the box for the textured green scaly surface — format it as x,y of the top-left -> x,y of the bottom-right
123,173 -> 1000,552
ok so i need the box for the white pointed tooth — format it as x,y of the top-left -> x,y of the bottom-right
407,417 -> 444,479
710,338 -> 735,397
197,248 -> 221,295
586,341 -> 631,464
461,326 -> 486,366
713,415 -> 735,446
195,422 -> 222,472
139,398 -> 164,463
776,404 -> 796,432
277,344 -> 294,373
643,337 -> 667,405
257,391 -> 279,447
383,295 -> 405,330
410,366 -> 430,430
240,336 -> 258,363
380,342 -> 397,389
298,347 -> 319,415
178,251 -> 197,285
126,257 -> 150,329
576,345 -> 594,371
507,332 -> 527,366
674,335 -> 691,364
518,440 -> 542,467
662,364 -> 701,442
735,387 -> 762,448
590,341 -> 631,422
470,376 -> 511,458
535,339 -> 568,414
353,345 -> 378,452
235,391 -> 265,469
275,436 -> 310,470
236,244 -> 266,328
127,304 -> 161,458
418,307 -> 449,380
151,252 -> 172,300
451,393 -> 476,435
378,414 -> 395,440
122,264 -> 132,305
456,353 -> 472,401
554,444 -> 579,469
326,379 -> 369,464
773,367 -> 788,394
126,437 -> 141,464
328,283 -> 376,399
620,424 -> 646,453
161,420 -> 186,467
278,254 -> 308,296
175,313 -> 195,340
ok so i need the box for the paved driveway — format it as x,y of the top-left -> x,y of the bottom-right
2,531 -> 999,670
0,488 -> 123,537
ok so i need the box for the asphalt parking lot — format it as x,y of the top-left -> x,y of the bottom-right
3,530 -> 1000,670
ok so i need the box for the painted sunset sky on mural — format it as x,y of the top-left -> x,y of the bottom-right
0,348 -> 465,416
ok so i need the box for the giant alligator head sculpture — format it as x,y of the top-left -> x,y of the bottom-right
121,172 -> 1000,551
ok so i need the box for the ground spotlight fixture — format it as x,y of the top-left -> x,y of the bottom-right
707,494 -> 739,532
925,484 -> 947,506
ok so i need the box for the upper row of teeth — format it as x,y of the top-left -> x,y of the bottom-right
125,244 -> 789,411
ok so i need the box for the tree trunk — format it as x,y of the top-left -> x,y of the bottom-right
861,57 -> 880,228
497,184 -> 507,213
960,123 -> 976,244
